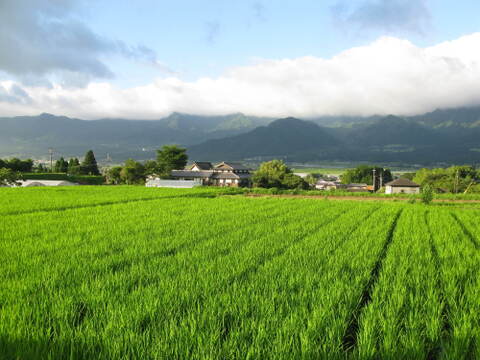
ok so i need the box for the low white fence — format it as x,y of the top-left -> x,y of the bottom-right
145,178 -> 202,188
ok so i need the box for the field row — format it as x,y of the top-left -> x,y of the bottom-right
1,188 -> 480,359
0,186 -> 227,216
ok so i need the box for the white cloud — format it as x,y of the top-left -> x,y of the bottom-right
2,33 -> 480,119
0,0 -> 164,86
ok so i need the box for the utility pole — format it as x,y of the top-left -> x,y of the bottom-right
454,169 -> 459,194
380,168 -> 383,189
48,148 -> 54,172
372,168 -> 377,191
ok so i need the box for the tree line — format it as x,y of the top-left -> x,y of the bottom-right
341,164 -> 480,193
53,150 -> 100,176
2,144 -> 479,194
106,145 -> 188,184
0,150 -> 101,186
412,165 -> 480,193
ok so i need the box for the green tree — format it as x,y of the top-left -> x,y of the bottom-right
341,165 -> 392,186
402,172 -> 416,180
156,145 -> 188,176
68,158 -> 81,175
54,157 -> 68,173
120,159 -> 145,185
143,160 -> 158,176
304,174 -> 318,187
0,168 -> 22,186
34,163 -> 47,173
80,150 -> 100,175
4,158 -> 33,172
413,165 -> 478,193
252,160 -> 308,189
421,184 -> 434,205
106,166 -> 123,185
282,173 -> 309,189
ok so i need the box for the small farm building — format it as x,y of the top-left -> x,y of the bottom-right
19,180 -> 78,187
385,178 -> 420,194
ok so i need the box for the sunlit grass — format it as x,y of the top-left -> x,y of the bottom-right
0,186 -> 478,359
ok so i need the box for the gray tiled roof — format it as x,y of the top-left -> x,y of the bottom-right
385,178 -> 420,187
171,170 -> 213,178
212,172 -> 240,179
214,162 -> 251,170
189,162 -> 213,170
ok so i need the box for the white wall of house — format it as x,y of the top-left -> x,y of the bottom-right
385,186 -> 420,194
146,178 -> 202,188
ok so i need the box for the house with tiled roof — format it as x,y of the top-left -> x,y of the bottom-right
171,161 -> 252,187
385,178 -> 420,194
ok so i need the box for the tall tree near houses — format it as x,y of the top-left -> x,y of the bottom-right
68,158 -> 81,175
54,157 -> 68,173
252,159 -> 309,189
156,145 -> 188,177
80,150 -> 100,175
120,159 -> 145,184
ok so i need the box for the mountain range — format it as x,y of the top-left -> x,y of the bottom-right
0,112 -> 270,161
1,107 -> 480,165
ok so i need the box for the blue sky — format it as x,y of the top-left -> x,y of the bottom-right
1,0 -> 480,119
82,0 -> 480,86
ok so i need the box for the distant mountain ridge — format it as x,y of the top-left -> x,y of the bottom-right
188,118 -> 339,160
189,109 -> 480,164
1,106 -> 480,164
0,112 -> 271,161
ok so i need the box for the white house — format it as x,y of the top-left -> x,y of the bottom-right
385,178 -> 420,194
170,161 -> 252,187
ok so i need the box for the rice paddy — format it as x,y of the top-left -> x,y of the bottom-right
0,186 -> 479,359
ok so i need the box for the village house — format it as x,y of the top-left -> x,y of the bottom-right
315,180 -> 370,192
170,161 -> 252,187
315,179 -> 342,190
385,178 -> 421,194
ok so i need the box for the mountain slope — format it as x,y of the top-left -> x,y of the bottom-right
2,106 -> 480,164
189,113 -> 480,164
0,112 -> 270,160
350,115 -> 440,146
188,118 -> 340,161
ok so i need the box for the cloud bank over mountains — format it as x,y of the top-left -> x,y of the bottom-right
1,31 -> 480,119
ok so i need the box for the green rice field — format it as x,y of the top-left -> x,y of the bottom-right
1,186 -> 479,359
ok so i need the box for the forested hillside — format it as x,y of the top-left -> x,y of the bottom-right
2,106 -> 480,164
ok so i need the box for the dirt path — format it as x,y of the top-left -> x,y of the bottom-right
243,193 -> 480,204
